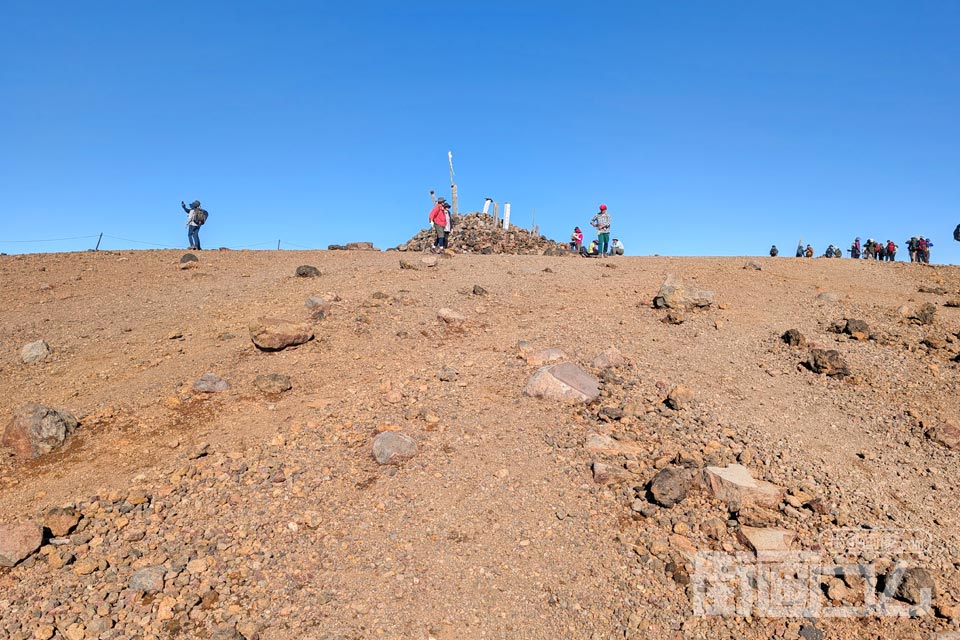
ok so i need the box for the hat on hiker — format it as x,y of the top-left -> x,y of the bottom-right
599,204 -> 607,211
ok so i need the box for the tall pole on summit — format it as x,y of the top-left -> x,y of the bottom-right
448,151 -> 458,217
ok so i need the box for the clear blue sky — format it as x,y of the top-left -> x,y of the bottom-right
2,1 -> 958,261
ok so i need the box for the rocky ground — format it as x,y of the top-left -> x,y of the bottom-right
1,247 -> 959,640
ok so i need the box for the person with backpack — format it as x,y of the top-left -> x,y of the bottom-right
885,240 -> 897,261
954,224 -> 960,242
769,245 -> 778,257
849,237 -> 861,259
590,204 -> 611,256
181,199 -> 207,250
428,197 -> 449,253
917,236 -> 931,263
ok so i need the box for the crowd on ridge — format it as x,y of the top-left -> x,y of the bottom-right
771,235 -> 941,263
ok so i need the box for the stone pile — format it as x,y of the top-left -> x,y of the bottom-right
396,213 -> 568,255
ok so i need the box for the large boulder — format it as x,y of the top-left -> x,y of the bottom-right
703,464 -> 784,509
523,363 -> 600,403
0,521 -> 43,567
43,507 -> 80,537
20,340 -> 52,364
249,318 -> 314,351
372,432 -> 418,465
653,274 -> 714,310
2,403 -> 78,459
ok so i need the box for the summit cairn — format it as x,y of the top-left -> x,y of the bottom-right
397,213 -> 568,255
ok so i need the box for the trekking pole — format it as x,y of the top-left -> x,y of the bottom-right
94,233 -> 103,251
277,240 -> 281,250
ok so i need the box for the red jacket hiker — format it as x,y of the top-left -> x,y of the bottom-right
429,203 -> 448,227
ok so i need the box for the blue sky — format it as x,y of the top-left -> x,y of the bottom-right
1,1 -> 958,261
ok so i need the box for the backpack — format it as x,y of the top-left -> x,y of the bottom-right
954,224 -> 960,241
194,208 -> 208,226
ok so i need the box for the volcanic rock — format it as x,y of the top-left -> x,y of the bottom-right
653,274 -> 714,310
781,329 -> 805,347
0,521 -> 43,567
737,526 -> 796,553
193,373 -> 230,393
397,212 -> 567,255
2,403 -> 78,459
372,431 -> 418,465
20,340 -> 52,364
249,318 -> 314,351
703,464 -> 784,509
295,265 -> 321,278
807,349 -> 850,377
523,363 -> 600,403
648,466 -> 693,508
254,373 -> 293,395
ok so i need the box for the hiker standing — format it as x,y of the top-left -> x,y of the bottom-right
885,240 -> 897,261
849,237 -> 861,259
181,199 -> 205,250
917,236 -> 932,263
428,197 -> 449,253
590,204 -> 611,256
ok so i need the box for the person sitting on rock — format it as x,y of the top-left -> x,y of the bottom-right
569,227 -> 583,251
580,239 -> 600,257
610,238 -> 624,255
804,244 -> 814,258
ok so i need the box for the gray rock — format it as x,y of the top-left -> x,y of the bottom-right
254,373 -> 292,395
372,431 -> 418,465
249,317 -> 314,351
130,566 -> 165,593
179,253 -> 198,263
591,461 -> 632,485
843,319 -> 870,340
295,265 -> 321,277
648,466 -> 693,508
799,623 -> 824,640
523,363 -> 600,403
743,260 -> 762,270
2,403 -> 78,459
653,274 -> 714,310
193,373 -> 230,393
20,340 -> 52,364
438,367 -> 459,382
472,284 -> 488,296
891,566 -> 936,605
816,292 -> 841,304
0,521 -> 43,567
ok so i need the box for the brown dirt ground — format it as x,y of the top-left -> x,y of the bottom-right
1,249 -> 959,639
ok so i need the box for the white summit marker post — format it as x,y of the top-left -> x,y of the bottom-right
503,202 -> 511,231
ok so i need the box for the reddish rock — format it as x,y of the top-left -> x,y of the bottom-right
2,403 -> 78,459
926,420 -> 960,451
703,464 -> 784,509
0,521 -> 43,567
249,318 -> 314,351
43,507 -> 80,537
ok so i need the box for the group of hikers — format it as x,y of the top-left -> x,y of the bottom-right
569,204 -> 624,257
771,233 -> 946,263
427,196 -> 454,253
